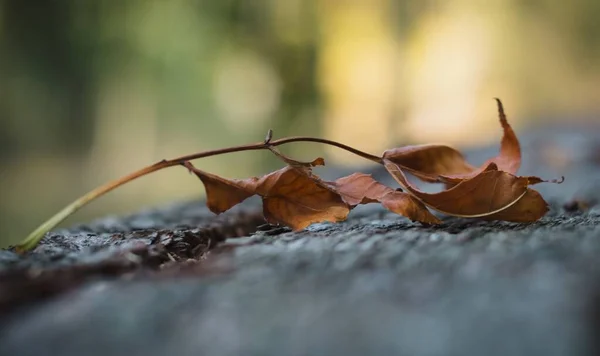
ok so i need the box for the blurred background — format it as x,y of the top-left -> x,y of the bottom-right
1,0 -> 599,247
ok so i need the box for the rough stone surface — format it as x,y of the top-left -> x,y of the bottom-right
1,127 -> 600,356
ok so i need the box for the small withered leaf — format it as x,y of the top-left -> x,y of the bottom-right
490,97 -> 521,174
383,99 -> 521,184
481,189 -> 549,222
382,144 -> 474,182
184,161 -> 350,230
380,192 -> 442,225
330,173 -> 392,205
438,99 -> 522,183
383,160 -> 534,218
481,175 -> 561,222
268,146 -> 326,168
183,162 -> 255,214
329,173 -> 441,224
256,166 -> 350,230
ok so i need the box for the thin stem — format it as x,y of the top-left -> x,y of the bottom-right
167,136 -> 383,165
16,135 -> 382,252
168,142 -> 268,163
270,136 -> 383,164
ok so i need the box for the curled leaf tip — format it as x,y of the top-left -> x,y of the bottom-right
526,175 -> 566,185
494,98 -> 506,120
555,176 -> 565,184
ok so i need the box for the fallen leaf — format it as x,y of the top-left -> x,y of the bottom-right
382,145 -> 474,182
329,173 -> 441,224
384,160 -> 534,218
184,161 -> 350,230
380,191 -> 442,225
488,97 -> 521,173
481,175 -> 562,221
383,99 -> 521,184
482,189 -> 548,222
268,146 -> 326,168
328,173 -> 391,206
182,162 -> 256,213
258,168 -> 350,229
438,98 -> 521,183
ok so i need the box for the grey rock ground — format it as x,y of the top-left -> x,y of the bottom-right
1,126 -> 600,356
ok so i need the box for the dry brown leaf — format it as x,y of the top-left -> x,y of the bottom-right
380,191 -> 442,225
182,162 -> 256,213
329,173 -> 392,205
268,146 -> 326,168
481,175 -> 562,221
256,167 -> 350,229
481,189 -> 549,222
382,145 -> 474,183
184,161 -> 350,230
329,173 -> 441,224
383,160 -> 535,218
489,97 -> 521,173
438,99 -> 521,183
383,99 -> 521,184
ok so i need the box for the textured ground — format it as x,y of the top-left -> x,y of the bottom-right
1,127 -> 600,356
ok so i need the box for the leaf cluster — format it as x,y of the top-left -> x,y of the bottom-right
183,99 -> 562,230
16,99 -> 563,252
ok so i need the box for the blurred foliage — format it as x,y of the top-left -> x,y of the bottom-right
1,0 -> 599,246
